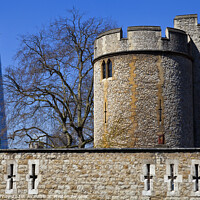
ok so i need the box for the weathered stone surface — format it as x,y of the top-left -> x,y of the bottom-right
174,14 -> 200,147
0,149 -> 200,199
94,31 -> 193,148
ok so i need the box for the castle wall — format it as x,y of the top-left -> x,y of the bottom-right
0,149 -> 200,199
174,14 -> 200,147
94,27 -> 189,58
94,27 -> 193,148
162,55 -> 193,147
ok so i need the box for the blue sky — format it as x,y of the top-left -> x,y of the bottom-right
0,0 -> 200,71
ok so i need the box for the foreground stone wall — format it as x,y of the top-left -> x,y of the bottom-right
0,149 -> 200,199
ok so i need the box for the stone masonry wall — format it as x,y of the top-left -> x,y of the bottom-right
174,14 -> 200,147
162,54 -> 193,147
94,27 -> 189,59
94,53 -> 193,148
0,149 -> 200,199
94,21 -> 194,149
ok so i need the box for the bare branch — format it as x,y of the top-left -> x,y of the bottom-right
4,8 -> 116,148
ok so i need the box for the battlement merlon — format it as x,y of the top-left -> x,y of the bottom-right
174,14 -> 198,28
94,26 -> 191,60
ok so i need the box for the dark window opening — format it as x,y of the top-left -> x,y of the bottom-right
193,164 -> 200,191
8,164 -> 14,190
104,102 -> 107,123
168,164 -> 177,191
107,59 -> 112,78
102,60 -> 112,79
102,61 -> 106,79
144,164 -> 153,191
30,164 -> 38,189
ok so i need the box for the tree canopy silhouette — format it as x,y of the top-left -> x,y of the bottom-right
5,9 -> 114,148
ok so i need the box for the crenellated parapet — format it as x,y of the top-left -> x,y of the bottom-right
93,15 -> 198,149
174,14 -> 199,30
174,14 -> 200,50
94,26 -> 190,60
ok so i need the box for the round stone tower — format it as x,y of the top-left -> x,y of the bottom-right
93,26 -> 194,148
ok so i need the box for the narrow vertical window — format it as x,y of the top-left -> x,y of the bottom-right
158,99 -> 162,122
102,61 -> 106,79
142,163 -> 155,196
164,161 -> 182,195
8,164 -> 14,190
30,164 -> 38,189
27,160 -> 40,194
193,164 -> 200,191
5,161 -> 19,194
107,59 -> 112,78
144,164 -> 153,191
104,102 -> 107,123
168,164 -> 177,191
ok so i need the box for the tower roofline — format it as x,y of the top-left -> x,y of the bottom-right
174,14 -> 197,20
94,26 -> 190,60
96,28 -> 122,39
127,26 -> 161,31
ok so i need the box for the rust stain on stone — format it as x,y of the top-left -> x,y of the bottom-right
157,55 -> 165,137
129,56 -> 138,147
102,77 -> 109,147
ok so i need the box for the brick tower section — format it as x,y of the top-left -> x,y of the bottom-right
93,26 -> 194,148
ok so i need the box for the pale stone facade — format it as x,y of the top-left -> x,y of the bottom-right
0,149 -> 200,199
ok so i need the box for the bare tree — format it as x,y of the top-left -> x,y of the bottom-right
4,9 -> 114,148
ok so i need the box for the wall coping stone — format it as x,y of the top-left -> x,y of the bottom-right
1,148 -> 200,153
127,26 -> 161,31
166,27 -> 186,34
174,14 -> 198,19
96,28 -> 122,39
